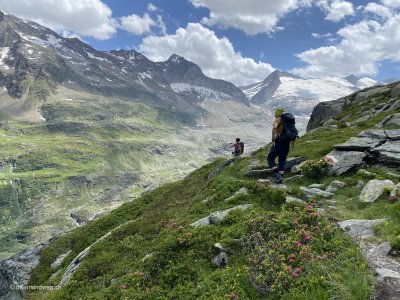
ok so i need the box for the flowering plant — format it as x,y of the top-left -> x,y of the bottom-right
243,203 -> 337,294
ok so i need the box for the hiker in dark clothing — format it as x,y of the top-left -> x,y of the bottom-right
268,108 -> 290,184
230,138 -> 244,157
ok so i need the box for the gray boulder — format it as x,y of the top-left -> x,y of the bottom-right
376,112 -> 400,128
285,157 -> 306,171
190,204 -> 253,227
325,180 -> 346,193
369,242 -> 392,257
370,140 -> 400,166
300,187 -> 334,198
357,129 -> 400,140
212,252 -> 229,269
325,150 -> 366,175
225,188 -> 249,202
285,196 -> 305,204
338,219 -> 387,239
51,250 -> 72,269
359,179 -> 394,203
334,137 -> 382,151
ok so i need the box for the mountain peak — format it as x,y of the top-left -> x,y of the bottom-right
167,54 -> 186,64
345,74 -> 359,85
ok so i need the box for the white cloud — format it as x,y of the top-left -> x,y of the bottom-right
365,3 -> 392,19
311,32 -> 333,38
138,23 -> 275,85
189,0 -> 312,35
0,0 -> 117,40
291,12 -> 400,78
148,3 -> 159,12
120,13 -> 156,35
325,0 -> 354,22
382,0 -> 400,8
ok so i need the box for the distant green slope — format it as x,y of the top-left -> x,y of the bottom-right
0,88 -> 214,260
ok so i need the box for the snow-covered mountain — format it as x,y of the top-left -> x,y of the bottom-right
241,70 -> 378,116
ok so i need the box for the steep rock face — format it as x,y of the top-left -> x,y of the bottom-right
307,82 -> 400,132
307,96 -> 348,132
157,54 -> 249,105
247,70 -> 283,105
0,242 -> 49,300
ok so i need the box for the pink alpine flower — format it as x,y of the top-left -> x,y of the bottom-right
229,293 -> 237,299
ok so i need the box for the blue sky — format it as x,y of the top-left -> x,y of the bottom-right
0,0 -> 399,85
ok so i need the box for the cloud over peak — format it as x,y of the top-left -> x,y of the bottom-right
138,23 -> 274,85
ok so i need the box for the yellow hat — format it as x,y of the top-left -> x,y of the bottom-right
275,108 -> 284,116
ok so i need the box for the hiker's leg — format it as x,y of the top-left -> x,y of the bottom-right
278,141 -> 290,174
267,144 -> 279,171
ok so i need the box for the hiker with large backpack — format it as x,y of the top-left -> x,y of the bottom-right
230,138 -> 244,157
267,108 -> 298,184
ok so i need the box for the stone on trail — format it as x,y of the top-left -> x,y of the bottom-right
338,219 -> 387,239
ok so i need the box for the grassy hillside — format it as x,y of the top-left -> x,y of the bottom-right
0,87 -> 227,260
25,83 -> 400,299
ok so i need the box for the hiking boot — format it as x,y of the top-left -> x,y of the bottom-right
273,172 -> 283,184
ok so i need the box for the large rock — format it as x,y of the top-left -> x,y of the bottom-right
359,179 -> 395,203
190,204 -> 253,227
325,150 -> 366,175
334,137 -> 383,151
307,97 -> 347,132
285,157 -> 306,171
377,113 -> 400,128
370,140 -> 400,166
357,129 -> 400,140
338,219 -> 387,239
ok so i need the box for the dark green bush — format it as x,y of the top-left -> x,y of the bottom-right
300,159 -> 329,179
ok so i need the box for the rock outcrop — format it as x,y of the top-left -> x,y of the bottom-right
0,242 -> 49,300
190,204 -> 253,227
